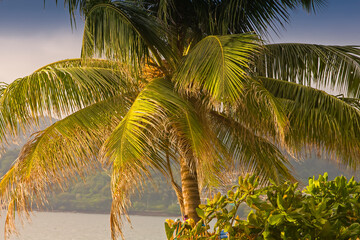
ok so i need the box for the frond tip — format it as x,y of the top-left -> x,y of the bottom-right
261,77 -> 360,167
0,58 -> 134,148
82,2 -> 177,72
256,43 -> 360,97
0,95 -> 130,239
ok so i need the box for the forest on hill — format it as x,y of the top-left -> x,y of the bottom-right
0,147 -> 357,215
0,148 -> 179,215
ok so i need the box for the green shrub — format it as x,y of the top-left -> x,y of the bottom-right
165,173 -> 360,239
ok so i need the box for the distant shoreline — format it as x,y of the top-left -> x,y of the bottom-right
27,209 -> 180,217
129,210 -> 179,217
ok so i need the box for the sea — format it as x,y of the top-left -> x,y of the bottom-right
0,212 -> 172,240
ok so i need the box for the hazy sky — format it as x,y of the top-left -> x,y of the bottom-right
0,0 -> 359,84
0,0 -> 84,84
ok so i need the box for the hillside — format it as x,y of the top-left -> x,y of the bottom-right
1,146 -> 358,215
0,148 -> 180,215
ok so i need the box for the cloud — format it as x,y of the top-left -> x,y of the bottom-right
0,28 -> 83,84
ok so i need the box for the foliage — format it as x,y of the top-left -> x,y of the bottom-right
47,172 -> 180,215
0,149 -> 19,177
0,147 -> 356,217
0,149 -> 180,215
165,173 -> 360,239
2,1 -> 360,239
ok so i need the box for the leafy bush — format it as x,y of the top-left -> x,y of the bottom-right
165,173 -> 360,239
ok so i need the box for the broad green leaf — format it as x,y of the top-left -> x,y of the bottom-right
268,214 -> 284,226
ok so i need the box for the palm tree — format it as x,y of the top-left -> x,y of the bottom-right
1,1 -> 360,239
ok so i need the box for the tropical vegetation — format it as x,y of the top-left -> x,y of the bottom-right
0,1 -> 360,239
0,146 -> 354,216
165,173 -> 360,239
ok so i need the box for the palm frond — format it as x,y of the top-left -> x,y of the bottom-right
102,78 -> 184,239
54,0 -> 112,26
0,95 -> 131,239
260,77 -> 360,167
174,33 -> 262,104
337,96 -> 360,110
0,82 -> 8,96
299,0 -> 327,12
156,0 -> 175,24
56,0 -> 325,36
231,80 -> 289,141
210,111 -> 294,184
82,2 -> 177,73
169,101 -> 229,188
208,0 -> 326,36
255,43 -> 360,97
103,78 -> 226,239
0,58 -> 135,145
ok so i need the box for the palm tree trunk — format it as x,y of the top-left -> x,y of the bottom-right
180,157 -> 201,222
166,150 -> 185,215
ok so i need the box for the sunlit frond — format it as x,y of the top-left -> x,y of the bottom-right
102,78 -> 225,239
255,43 -> 360,97
229,80 -> 289,141
0,82 -> 8,96
210,111 -> 294,184
260,77 -> 360,167
0,58 -> 135,145
82,2 -> 177,73
0,95 -> 131,238
169,102 -> 228,188
175,34 -> 262,104
102,78 -> 184,239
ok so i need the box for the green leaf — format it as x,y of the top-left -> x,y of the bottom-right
277,195 -> 285,210
224,223 -> 233,233
268,214 -> 284,226
165,222 -> 175,239
196,208 -> 205,219
340,223 -> 360,238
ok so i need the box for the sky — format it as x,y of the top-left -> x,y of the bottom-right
0,0 -> 360,84
0,0 -> 84,84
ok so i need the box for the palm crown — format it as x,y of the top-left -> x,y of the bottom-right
1,1 -> 360,239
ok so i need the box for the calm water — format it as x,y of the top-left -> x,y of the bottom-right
0,212 -> 173,240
